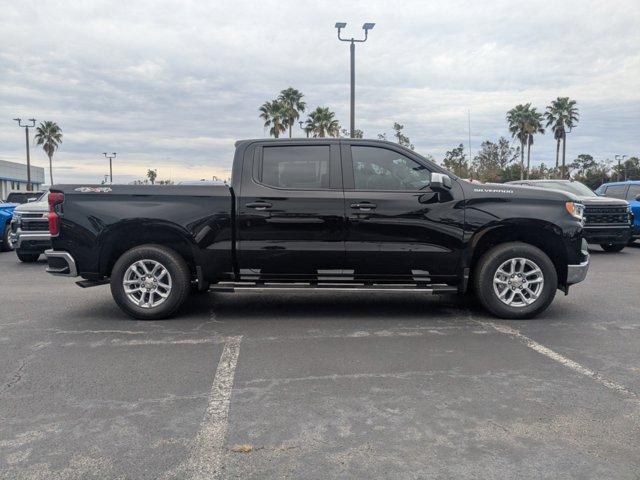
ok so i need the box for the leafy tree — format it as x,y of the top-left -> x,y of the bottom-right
442,144 -> 470,178
545,97 -> 579,178
34,121 -> 63,185
377,133 -> 387,141
259,100 -> 287,138
304,107 -> 340,138
278,87 -> 306,138
158,179 -> 174,185
570,154 -> 597,177
341,128 -> 363,138
392,123 -> 414,150
473,137 -> 519,182
147,169 -> 157,185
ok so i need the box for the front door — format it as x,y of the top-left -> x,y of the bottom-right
341,143 -> 465,283
236,142 -> 345,280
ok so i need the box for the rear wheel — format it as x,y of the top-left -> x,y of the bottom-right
474,242 -> 557,319
110,244 -> 191,320
1,223 -> 13,252
17,251 -> 40,262
600,243 -> 625,252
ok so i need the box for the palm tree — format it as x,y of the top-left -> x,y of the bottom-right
305,107 -> 341,138
147,169 -> 157,185
545,97 -> 579,179
523,108 -> 545,179
259,100 -> 287,138
278,87 -> 306,138
34,121 -> 63,185
506,104 -> 530,180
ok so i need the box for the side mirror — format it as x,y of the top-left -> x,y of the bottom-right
429,173 -> 452,192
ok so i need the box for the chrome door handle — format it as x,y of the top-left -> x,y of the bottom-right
350,202 -> 377,211
246,202 -> 273,210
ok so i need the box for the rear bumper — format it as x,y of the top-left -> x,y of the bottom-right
583,225 -> 631,245
45,249 -> 78,277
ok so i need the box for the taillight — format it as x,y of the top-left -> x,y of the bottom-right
48,192 -> 64,236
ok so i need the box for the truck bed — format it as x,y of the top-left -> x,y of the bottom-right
50,184 -> 234,280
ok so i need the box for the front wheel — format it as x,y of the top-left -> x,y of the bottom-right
600,243 -> 625,253
473,242 -> 558,319
17,251 -> 40,262
110,244 -> 191,320
1,223 -> 14,252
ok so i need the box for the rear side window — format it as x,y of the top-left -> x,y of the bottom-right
604,185 -> 627,199
626,185 -> 640,200
260,146 -> 330,189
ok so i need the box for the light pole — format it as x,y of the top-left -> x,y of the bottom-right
615,154 -> 627,181
103,152 -> 117,183
335,22 -> 375,138
13,118 -> 37,191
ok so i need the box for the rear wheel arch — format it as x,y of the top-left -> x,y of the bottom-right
467,222 -> 568,287
98,222 -> 197,278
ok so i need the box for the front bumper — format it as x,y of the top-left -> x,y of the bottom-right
45,249 -> 78,277
10,231 -> 51,250
566,237 -> 589,285
583,225 -> 632,245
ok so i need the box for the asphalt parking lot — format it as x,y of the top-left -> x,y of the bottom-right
1,245 -> 639,479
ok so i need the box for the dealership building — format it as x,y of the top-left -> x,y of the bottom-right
0,159 -> 45,200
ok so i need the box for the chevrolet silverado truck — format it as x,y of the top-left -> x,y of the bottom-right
508,179 -> 633,252
595,180 -> 640,245
44,139 -> 590,320
10,195 -> 51,262
1,191 -> 44,252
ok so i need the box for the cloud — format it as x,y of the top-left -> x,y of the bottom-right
0,0 -> 638,184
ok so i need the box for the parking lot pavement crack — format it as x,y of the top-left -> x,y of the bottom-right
0,357 -> 31,396
477,319 -> 638,401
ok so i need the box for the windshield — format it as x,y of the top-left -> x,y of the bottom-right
531,181 -> 596,197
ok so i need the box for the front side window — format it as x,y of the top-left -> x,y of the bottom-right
260,146 -> 330,189
626,185 -> 640,200
351,146 -> 431,191
604,185 -> 627,199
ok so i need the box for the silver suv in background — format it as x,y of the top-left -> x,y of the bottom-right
9,193 -> 51,262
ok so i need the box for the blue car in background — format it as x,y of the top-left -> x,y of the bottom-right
595,180 -> 640,244
1,191 -> 45,251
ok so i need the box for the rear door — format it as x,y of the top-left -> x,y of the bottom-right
236,141 -> 345,280
341,142 -> 465,282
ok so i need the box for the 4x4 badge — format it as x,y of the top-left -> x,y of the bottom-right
74,187 -> 112,193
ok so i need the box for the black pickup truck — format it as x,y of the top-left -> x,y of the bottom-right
44,139 -> 589,320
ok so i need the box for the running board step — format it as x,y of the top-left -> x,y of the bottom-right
211,282 -> 458,294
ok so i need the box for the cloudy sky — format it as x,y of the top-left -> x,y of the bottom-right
1,0 -> 639,184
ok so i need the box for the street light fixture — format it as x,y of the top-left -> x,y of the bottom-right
103,152 -> 117,183
615,154 -> 627,181
335,21 -> 375,138
13,117 -> 37,191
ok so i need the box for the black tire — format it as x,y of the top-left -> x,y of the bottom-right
600,243 -> 625,252
473,242 -> 557,319
110,244 -> 191,320
1,223 -> 13,252
17,251 -> 40,262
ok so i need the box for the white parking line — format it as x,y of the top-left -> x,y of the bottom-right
170,335 -> 242,480
480,321 -> 637,400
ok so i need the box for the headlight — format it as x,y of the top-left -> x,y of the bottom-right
11,213 -> 20,223
565,201 -> 584,221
